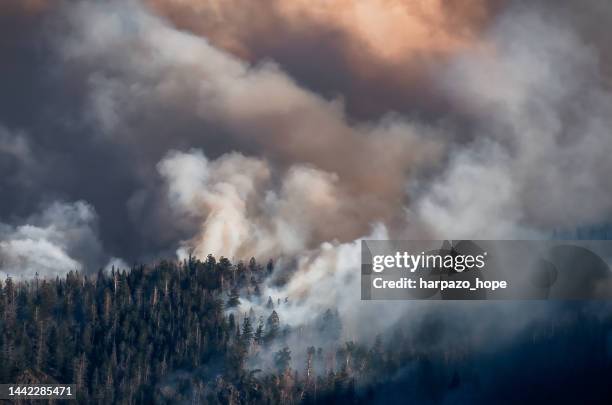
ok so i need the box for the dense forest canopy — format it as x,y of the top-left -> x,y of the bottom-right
0,256 -> 370,403
2,256 -> 612,404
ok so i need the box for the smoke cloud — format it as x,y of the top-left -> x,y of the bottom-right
416,5 -> 612,239
147,0 -> 505,118
57,0 -> 442,259
148,0 -> 499,60
1,0 -> 612,363
0,201 -> 104,279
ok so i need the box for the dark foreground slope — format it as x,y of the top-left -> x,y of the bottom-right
1,257 -> 612,404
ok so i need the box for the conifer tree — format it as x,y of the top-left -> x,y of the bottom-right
242,316 -> 253,344
227,287 -> 240,308
254,318 -> 265,345
266,310 -> 280,342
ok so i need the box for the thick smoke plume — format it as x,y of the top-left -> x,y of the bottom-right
2,0 -> 612,364
148,0 -> 505,118
417,6 -> 612,238
148,0 -> 499,61
59,0 -> 442,259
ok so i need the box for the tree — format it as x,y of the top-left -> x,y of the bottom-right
449,370 -> 461,390
248,257 -> 257,273
266,311 -> 280,342
254,318 -> 264,345
274,347 -> 291,373
242,317 -> 253,344
253,282 -> 261,297
305,346 -> 316,383
227,288 -> 240,308
318,309 -> 342,342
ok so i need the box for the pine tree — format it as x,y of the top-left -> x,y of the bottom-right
249,257 -> 257,272
241,317 -> 253,345
274,347 -> 291,373
266,310 -> 280,342
254,318 -> 265,345
227,287 -> 240,308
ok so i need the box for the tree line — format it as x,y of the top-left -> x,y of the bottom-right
0,255 -> 402,404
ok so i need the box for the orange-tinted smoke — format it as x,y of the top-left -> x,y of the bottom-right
147,0 -> 502,64
0,0 -> 50,14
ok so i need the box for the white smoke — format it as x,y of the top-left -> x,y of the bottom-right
104,257 -> 130,273
158,150 -> 271,259
158,149 -> 360,260
416,8 -> 612,238
0,201 -> 105,279
0,125 -> 35,187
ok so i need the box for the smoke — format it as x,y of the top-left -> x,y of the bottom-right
148,0 -> 499,61
1,0 -> 612,374
0,201 -> 104,279
147,0 -> 505,118
416,5 -> 612,239
0,0 -> 50,14
57,0 -> 442,258
228,0 -> 612,359
0,126 -> 35,187
158,150 -> 272,259
158,149 -> 406,260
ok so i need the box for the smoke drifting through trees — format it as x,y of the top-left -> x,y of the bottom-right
2,257 -> 611,403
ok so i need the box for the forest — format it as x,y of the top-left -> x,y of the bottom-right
0,256 -> 394,404
1,255 -> 612,404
